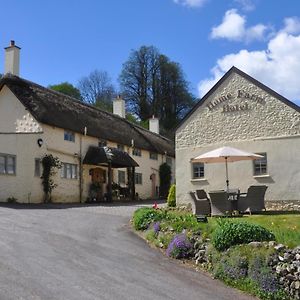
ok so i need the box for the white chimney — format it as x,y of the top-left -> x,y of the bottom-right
4,40 -> 21,76
113,95 -> 126,118
149,115 -> 159,134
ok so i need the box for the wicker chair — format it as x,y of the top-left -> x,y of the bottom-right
237,185 -> 268,214
208,190 -> 232,216
189,190 -> 211,216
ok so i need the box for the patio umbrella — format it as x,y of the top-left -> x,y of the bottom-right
192,146 -> 263,190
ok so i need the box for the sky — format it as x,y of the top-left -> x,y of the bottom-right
1,0 -> 300,105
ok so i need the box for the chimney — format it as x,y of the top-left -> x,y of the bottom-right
4,40 -> 21,76
113,95 -> 126,118
149,115 -> 159,134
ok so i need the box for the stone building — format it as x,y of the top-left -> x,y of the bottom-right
176,66 -> 300,206
0,41 -> 174,203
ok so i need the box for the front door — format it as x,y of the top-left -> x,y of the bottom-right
90,168 -> 106,200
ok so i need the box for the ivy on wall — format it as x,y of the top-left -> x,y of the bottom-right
41,154 -> 62,203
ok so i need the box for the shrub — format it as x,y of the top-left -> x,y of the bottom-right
167,184 -> 176,207
132,208 -> 164,230
7,197 -> 17,203
212,220 -> 275,251
166,233 -> 192,258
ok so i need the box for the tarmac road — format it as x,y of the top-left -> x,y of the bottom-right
0,203 -> 255,300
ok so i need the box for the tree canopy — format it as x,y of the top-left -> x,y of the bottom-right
78,70 -> 116,112
48,82 -> 81,100
119,46 -> 195,131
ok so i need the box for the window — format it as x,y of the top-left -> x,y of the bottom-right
98,139 -> 107,147
117,144 -> 124,151
34,158 -> 41,177
192,162 -> 204,179
118,170 -> 126,184
166,157 -> 172,166
135,172 -> 142,185
253,153 -> 267,176
132,148 -> 141,157
150,152 -> 158,160
61,163 -> 78,179
0,154 -> 16,175
64,131 -> 75,142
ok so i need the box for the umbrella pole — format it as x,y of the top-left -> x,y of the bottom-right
225,157 -> 229,191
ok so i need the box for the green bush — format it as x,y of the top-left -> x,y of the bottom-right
212,220 -> 275,251
132,207 -> 164,230
167,184 -> 176,207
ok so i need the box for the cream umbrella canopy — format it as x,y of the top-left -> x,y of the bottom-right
192,146 -> 263,190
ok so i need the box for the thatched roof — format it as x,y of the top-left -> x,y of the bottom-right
0,74 -> 174,156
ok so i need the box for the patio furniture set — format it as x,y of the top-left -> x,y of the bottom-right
189,185 -> 268,217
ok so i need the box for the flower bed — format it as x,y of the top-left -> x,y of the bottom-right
132,207 -> 300,300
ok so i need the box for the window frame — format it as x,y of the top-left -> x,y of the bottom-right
0,153 -> 16,175
118,170 -> 126,184
34,158 -> 41,177
135,172 -> 143,185
149,152 -> 158,160
192,162 -> 204,179
61,162 -> 78,179
253,152 -> 268,176
132,148 -> 142,157
64,130 -> 75,142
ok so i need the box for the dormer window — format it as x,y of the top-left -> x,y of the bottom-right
64,130 -> 75,142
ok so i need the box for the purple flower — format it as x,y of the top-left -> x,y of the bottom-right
153,222 -> 160,234
166,234 -> 192,259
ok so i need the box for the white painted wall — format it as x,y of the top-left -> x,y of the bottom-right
176,71 -> 300,206
0,85 -> 175,203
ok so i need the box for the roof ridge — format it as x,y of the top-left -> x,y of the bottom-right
0,75 -> 172,142
176,66 -> 300,131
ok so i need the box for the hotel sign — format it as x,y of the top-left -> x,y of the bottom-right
207,89 -> 265,112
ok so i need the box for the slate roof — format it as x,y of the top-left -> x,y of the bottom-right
176,66 -> 300,131
0,74 -> 175,157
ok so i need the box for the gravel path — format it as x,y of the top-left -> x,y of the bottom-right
0,203 -> 255,300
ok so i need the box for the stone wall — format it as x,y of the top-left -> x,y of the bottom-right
266,200 -> 300,211
176,72 -> 300,150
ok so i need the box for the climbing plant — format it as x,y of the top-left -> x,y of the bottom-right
159,163 -> 171,199
41,154 -> 62,203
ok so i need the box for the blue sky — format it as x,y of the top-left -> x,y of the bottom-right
1,0 -> 300,105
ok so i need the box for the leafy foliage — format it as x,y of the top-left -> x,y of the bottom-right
166,233 -> 192,259
159,163 -> 171,199
212,220 -> 275,251
41,155 -> 62,203
48,82 -> 82,100
119,45 -> 195,131
167,184 -> 176,207
78,69 -> 116,111
132,207 -> 165,230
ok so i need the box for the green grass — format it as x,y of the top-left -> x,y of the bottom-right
205,213 -> 300,248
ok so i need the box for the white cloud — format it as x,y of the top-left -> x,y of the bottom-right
173,0 -> 207,8
199,21 -> 300,104
211,9 -> 270,42
283,17 -> 300,34
234,0 -> 255,12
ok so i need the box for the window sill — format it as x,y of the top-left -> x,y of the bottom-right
191,178 -> 207,182
253,174 -> 270,179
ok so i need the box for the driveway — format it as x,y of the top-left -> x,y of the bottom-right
0,203 -> 254,300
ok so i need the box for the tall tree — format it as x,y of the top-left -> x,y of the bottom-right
119,46 -> 194,131
78,70 -> 116,111
48,82 -> 81,100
